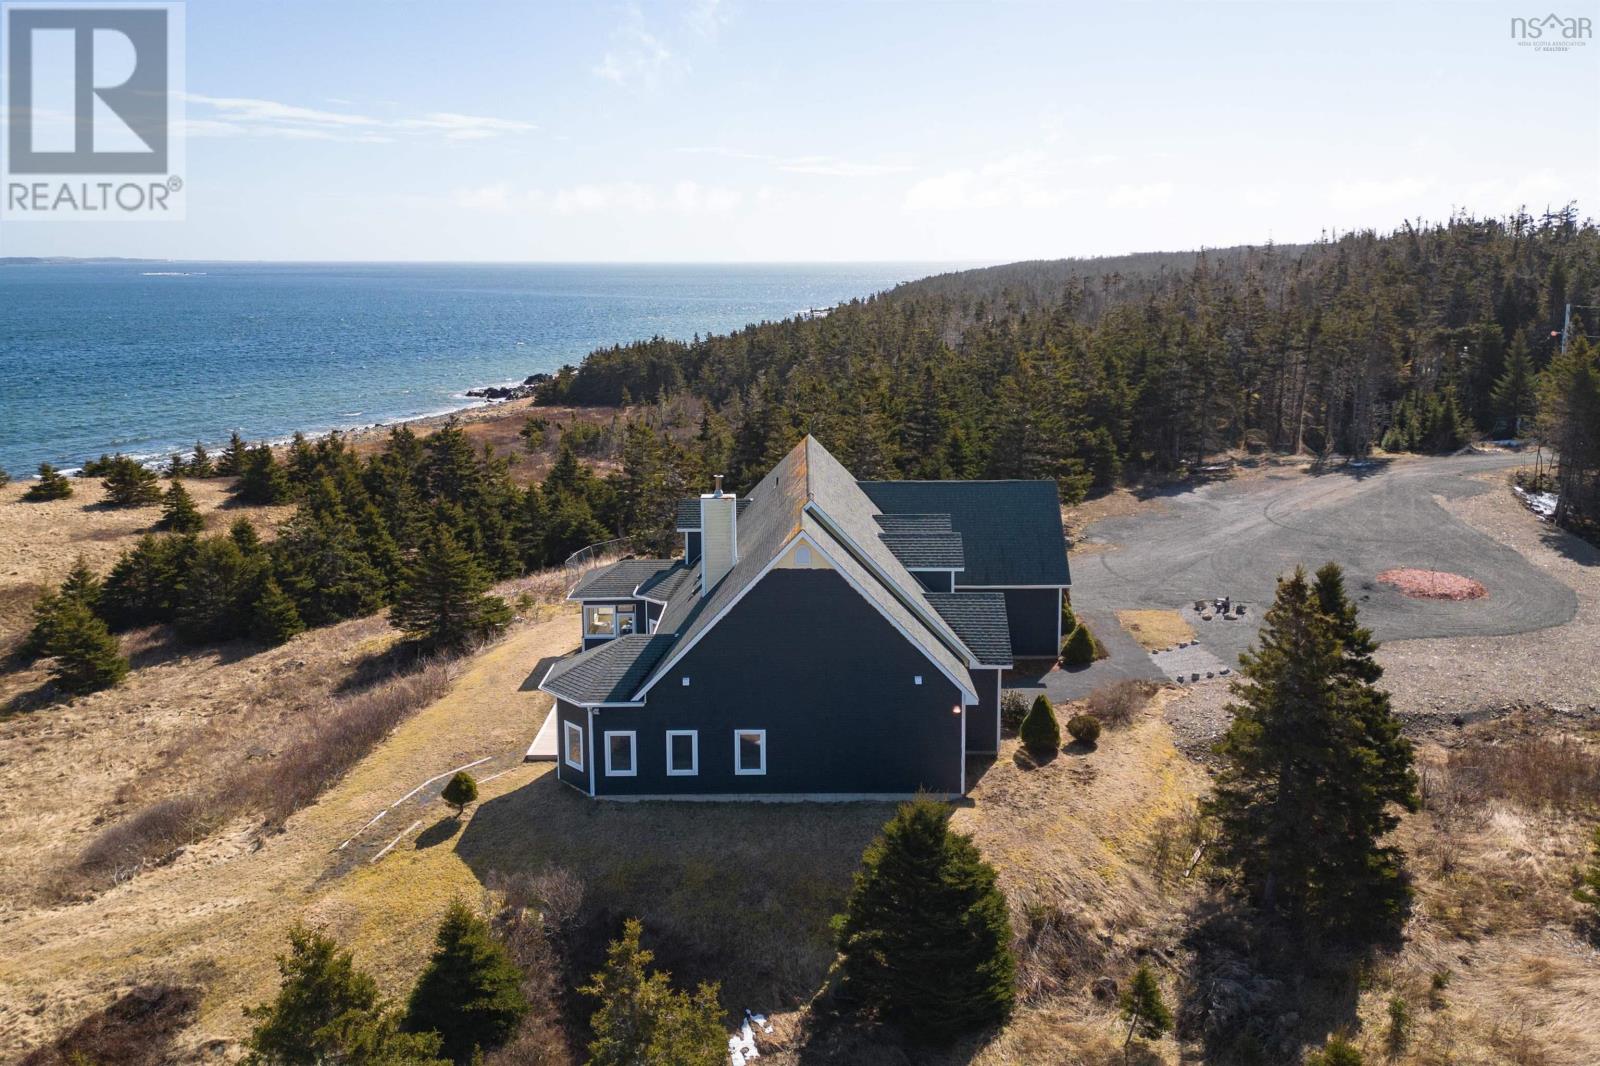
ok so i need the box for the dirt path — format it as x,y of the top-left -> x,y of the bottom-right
0,611 -> 576,1059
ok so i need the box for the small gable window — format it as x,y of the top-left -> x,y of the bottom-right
734,729 -> 767,776
666,730 -> 698,776
604,731 -> 637,776
795,544 -> 812,565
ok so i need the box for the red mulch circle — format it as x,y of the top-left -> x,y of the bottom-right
1377,568 -> 1488,601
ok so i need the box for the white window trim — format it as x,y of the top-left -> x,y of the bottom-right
604,730 -> 638,777
584,604 -> 617,638
665,730 -> 699,776
734,729 -> 767,776
563,721 -> 585,772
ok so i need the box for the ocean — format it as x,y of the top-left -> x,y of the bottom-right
0,261 -> 943,474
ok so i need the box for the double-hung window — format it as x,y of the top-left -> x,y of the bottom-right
604,731 -> 637,776
666,730 -> 698,776
734,729 -> 766,776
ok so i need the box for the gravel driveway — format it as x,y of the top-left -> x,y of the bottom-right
1071,454 -> 1577,667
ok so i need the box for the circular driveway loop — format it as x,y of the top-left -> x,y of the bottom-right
1072,454 -> 1577,665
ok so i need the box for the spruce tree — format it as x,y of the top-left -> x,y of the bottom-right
100,533 -> 196,629
1019,694 -> 1062,755
1491,334 -> 1536,436
166,452 -> 188,478
403,899 -> 528,1063
24,462 -> 74,501
582,918 -> 725,1066
834,798 -> 1015,1038
156,479 -> 206,534
21,557 -> 102,660
101,455 -> 162,506
390,525 -> 512,650
1205,567 -> 1418,938
176,536 -> 261,644
1119,964 -> 1173,1061
251,577 -> 306,646
237,445 -> 292,504
188,441 -> 216,477
230,516 -> 264,555
218,432 -> 247,477
45,600 -> 129,695
245,926 -> 446,1066
271,509 -> 387,626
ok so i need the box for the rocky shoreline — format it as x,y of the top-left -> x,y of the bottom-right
464,372 -> 553,402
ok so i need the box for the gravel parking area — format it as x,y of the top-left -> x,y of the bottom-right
1072,454 -> 1576,668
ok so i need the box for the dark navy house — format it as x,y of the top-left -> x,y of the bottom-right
539,436 -> 1071,799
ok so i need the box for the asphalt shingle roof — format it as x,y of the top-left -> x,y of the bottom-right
924,592 -> 1013,666
875,513 -> 953,534
569,559 -> 681,601
540,634 -> 677,705
636,561 -> 696,603
675,496 -> 752,530
858,480 -> 1071,587
879,531 -> 965,570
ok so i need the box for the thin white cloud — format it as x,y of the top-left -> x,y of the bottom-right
450,180 -> 743,216
1107,182 -> 1175,209
680,146 -> 911,177
686,0 -> 731,39
593,7 -> 680,89
181,93 -> 533,143
1326,176 -> 1432,211
903,154 -> 1074,212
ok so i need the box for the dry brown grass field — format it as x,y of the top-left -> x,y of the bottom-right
2,443 -> 1597,1065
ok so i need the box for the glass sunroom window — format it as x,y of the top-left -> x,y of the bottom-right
585,606 -> 615,636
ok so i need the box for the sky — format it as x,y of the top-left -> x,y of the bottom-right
1,0 -> 1597,262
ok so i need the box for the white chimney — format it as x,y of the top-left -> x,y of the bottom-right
699,475 -> 737,595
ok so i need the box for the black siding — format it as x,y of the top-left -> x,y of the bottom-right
966,667 -> 1000,754
593,568 -> 966,797
971,586 -> 1060,658
554,700 -> 592,794
683,531 -> 702,564
912,571 -> 956,593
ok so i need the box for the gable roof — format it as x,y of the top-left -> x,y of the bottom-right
924,592 -> 1013,666
540,634 -> 676,706
858,480 -> 1070,587
633,436 -> 979,702
569,558 -> 682,601
675,496 -> 752,530
880,531 -> 965,571
636,561 -> 696,604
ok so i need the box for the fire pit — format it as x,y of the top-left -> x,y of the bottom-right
1377,568 -> 1487,601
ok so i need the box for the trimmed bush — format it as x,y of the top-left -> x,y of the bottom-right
1061,598 -> 1077,635
1060,623 -> 1096,666
1066,713 -> 1101,746
442,771 -> 478,817
1019,695 -> 1061,755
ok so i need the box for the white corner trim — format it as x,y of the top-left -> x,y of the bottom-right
585,708 -> 596,797
803,502 -> 981,668
630,528 -> 981,704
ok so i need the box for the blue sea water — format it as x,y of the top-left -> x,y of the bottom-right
0,261 -> 943,474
